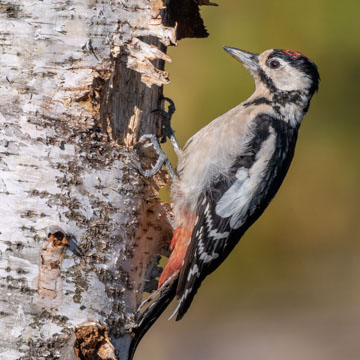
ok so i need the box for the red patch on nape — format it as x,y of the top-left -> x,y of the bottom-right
282,49 -> 306,59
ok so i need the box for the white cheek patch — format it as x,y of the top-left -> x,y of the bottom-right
271,66 -> 312,92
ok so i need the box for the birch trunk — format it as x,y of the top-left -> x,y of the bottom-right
0,0 -> 213,359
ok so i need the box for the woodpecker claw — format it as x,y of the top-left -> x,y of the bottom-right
137,97 -> 181,179
137,134 -> 178,179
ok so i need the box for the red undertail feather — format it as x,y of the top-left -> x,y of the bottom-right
158,212 -> 196,288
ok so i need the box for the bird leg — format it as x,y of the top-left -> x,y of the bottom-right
137,97 -> 181,179
159,97 -> 181,156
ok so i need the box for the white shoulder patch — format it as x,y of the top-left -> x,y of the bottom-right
214,168 -> 250,217
215,127 -> 277,229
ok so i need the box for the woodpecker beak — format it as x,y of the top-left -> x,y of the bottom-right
223,47 -> 259,75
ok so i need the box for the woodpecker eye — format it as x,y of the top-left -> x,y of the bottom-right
269,60 -> 281,69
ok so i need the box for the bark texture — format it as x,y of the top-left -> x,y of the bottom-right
0,0 -> 212,359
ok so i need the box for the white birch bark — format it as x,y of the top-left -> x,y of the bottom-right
0,0 -> 177,359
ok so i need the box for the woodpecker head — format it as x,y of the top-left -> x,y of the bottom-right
223,47 -> 320,98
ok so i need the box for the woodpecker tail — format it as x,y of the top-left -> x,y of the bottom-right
129,279 -> 178,360
129,212 -> 196,358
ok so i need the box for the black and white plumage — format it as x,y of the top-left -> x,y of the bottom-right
133,47 -> 319,348
175,113 -> 298,319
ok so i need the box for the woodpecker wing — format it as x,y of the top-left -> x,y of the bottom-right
175,113 -> 298,320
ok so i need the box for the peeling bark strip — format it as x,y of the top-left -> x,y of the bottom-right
0,0 -> 212,358
37,227 -> 68,305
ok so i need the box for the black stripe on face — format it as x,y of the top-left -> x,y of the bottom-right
258,68 -> 278,92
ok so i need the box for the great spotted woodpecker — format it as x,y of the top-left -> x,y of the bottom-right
133,47 -> 319,355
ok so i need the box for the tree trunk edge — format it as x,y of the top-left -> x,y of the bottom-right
0,0 -> 213,359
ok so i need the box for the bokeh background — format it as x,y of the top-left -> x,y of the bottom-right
136,1 -> 360,359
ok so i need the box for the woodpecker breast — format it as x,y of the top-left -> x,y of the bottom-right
171,100 -> 273,221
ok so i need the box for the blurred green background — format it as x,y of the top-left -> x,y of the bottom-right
136,1 -> 360,359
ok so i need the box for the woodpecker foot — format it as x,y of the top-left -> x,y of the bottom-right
137,134 -> 178,179
137,97 -> 181,179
